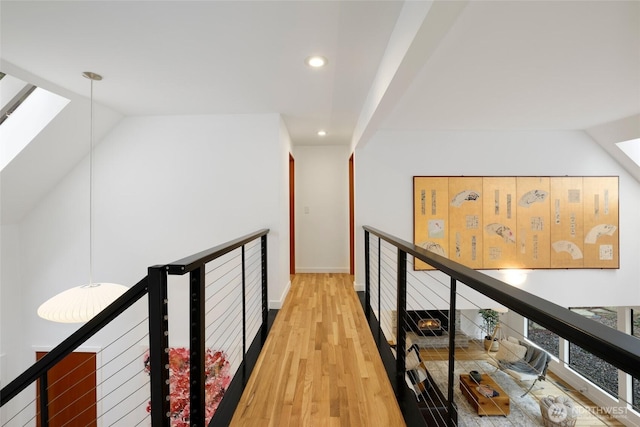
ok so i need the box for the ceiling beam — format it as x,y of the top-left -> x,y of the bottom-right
350,0 -> 468,153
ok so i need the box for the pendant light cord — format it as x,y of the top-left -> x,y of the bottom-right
89,77 -> 94,286
83,71 -> 101,288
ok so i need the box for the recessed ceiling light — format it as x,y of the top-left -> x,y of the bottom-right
306,56 -> 328,68
317,130 -> 327,136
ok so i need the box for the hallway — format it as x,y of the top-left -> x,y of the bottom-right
230,273 -> 406,426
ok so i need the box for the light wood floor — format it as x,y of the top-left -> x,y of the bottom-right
230,273 -> 406,427
230,273 -> 627,426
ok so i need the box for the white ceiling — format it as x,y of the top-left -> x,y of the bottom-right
385,1 -> 640,132
1,0 -> 639,223
1,0 -> 403,146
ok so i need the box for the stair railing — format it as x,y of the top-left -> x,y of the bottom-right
363,225 -> 640,427
1,229 -> 270,427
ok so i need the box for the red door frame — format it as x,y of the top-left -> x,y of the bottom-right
289,153 -> 295,275
349,153 -> 355,275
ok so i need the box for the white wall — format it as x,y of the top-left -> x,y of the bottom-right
1,113 -> 291,388
355,130 -> 640,308
292,145 -> 350,273
355,129 -> 640,425
0,225 -> 21,386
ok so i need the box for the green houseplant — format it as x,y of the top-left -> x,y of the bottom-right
479,309 -> 500,351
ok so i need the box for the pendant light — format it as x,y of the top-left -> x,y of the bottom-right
37,72 -> 127,323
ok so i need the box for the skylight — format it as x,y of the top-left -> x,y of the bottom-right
616,138 -> 640,168
0,72 -> 70,171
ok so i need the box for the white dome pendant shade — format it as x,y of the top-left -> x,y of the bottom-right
37,283 -> 129,323
37,72 -> 127,323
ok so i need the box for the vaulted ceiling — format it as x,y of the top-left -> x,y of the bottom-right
1,1 -> 639,223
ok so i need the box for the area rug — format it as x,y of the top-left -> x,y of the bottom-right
425,360 -> 544,426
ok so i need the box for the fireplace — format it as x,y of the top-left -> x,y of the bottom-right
406,310 -> 449,336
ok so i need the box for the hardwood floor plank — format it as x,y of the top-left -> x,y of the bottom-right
229,273 -> 406,427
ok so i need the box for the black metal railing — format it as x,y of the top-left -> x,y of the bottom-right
363,225 -> 640,427
1,229 -> 271,427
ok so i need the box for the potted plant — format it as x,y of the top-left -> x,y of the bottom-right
479,309 -> 500,351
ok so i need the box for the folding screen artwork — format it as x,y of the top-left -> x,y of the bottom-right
413,176 -> 619,270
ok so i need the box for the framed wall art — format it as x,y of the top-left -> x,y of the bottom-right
413,176 -> 619,270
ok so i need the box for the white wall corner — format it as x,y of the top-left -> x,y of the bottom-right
354,281 -> 365,292
269,279 -> 291,309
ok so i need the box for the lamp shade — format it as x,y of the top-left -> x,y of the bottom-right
37,283 -> 128,323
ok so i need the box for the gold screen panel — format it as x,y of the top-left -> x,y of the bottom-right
516,177 -> 550,268
550,177 -> 584,268
413,176 -> 618,270
448,177 -> 483,269
482,177 -> 519,269
583,177 -> 619,268
414,177 -> 449,270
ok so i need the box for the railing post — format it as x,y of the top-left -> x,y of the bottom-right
190,266 -> 206,427
39,373 -> 49,427
364,230 -> 371,319
377,238 -> 381,323
242,245 -> 247,357
396,249 -> 407,395
261,235 -> 268,343
148,266 -> 170,427
447,277 -> 457,427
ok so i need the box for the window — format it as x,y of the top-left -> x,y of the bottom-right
568,307 -> 618,397
0,71 -> 69,171
526,319 -> 558,357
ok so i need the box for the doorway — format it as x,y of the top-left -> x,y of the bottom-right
36,351 -> 97,426
289,153 -> 295,275
349,153 -> 354,275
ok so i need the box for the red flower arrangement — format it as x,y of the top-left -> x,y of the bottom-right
143,347 -> 231,426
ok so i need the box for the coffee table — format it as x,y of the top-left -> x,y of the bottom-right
459,373 -> 510,416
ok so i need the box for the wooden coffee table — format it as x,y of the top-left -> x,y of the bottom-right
459,373 -> 510,416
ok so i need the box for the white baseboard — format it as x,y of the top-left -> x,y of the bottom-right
295,268 -> 350,274
269,279 -> 291,309
354,281 -> 365,292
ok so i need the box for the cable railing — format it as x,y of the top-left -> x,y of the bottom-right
1,229 -> 270,427
363,225 -> 640,427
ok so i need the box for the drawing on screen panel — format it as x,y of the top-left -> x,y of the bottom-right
428,219 -> 445,238
552,241 -> 583,260
519,189 -> 548,207
485,223 -> 515,244
530,217 -> 544,231
570,213 -> 577,238
418,241 -> 446,257
584,224 -> 617,244
466,215 -> 479,229
471,236 -> 477,260
599,245 -> 613,260
568,189 -> 580,203
450,190 -> 480,207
